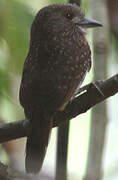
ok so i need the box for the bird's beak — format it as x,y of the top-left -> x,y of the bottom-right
78,18 -> 102,28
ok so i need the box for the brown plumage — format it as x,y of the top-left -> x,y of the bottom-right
19,3 -> 102,174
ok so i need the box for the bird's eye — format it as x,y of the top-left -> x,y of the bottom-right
65,13 -> 73,20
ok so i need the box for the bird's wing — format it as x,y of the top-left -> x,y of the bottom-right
20,42 -> 91,113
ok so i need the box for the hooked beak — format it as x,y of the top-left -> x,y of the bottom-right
78,18 -> 102,28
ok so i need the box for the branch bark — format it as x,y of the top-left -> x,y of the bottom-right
0,161 -> 32,180
69,0 -> 81,6
0,161 -> 9,180
0,73 -> 118,143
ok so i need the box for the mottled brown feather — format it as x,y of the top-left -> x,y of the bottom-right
19,3 -> 91,173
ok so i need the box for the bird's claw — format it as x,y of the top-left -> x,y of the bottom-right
74,80 -> 104,97
92,81 -> 104,97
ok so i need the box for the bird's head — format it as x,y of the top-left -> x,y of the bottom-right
30,3 -> 102,42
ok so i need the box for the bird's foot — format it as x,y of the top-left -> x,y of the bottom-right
92,81 -> 104,97
23,118 -> 30,128
75,80 -> 104,97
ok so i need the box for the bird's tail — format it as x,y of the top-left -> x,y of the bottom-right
25,112 -> 52,173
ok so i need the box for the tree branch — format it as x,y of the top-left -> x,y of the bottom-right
0,73 -> 118,143
69,0 -> 81,6
0,161 -> 9,180
0,161 -> 33,180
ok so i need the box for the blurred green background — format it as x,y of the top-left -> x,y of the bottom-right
0,0 -> 118,180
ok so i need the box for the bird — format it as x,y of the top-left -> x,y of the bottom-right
19,3 -> 102,174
